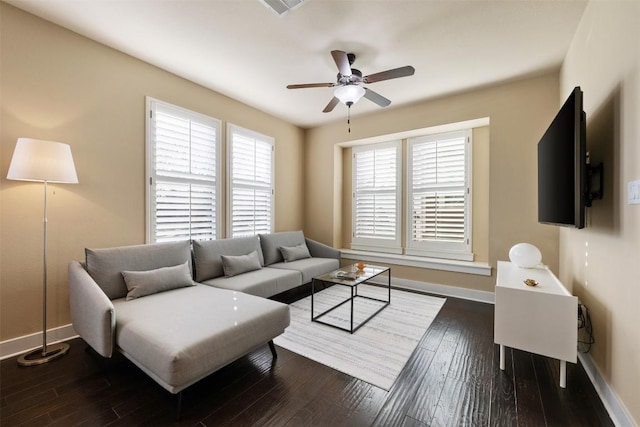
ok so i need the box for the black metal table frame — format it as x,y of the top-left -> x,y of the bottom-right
311,266 -> 391,334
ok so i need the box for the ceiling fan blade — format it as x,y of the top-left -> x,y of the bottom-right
287,83 -> 335,89
364,88 -> 391,107
323,97 -> 340,113
364,65 -> 415,84
331,50 -> 352,77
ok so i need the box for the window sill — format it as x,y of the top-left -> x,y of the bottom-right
340,249 -> 492,276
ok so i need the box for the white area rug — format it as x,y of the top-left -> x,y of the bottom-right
273,284 -> 446,390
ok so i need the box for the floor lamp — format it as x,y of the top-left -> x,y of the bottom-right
7,138 -> 79,366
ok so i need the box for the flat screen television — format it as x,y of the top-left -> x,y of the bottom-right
537,86 -> 586,228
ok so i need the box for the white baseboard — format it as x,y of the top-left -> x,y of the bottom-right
578,352 -> 637,427
0,324 -> 78,361
369,275 -> 495,304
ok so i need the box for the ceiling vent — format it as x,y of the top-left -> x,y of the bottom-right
259,0 -> 306,16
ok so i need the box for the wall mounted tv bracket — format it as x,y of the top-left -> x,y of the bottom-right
585,152 -> 604,207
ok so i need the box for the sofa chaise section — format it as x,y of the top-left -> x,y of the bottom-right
113,285 -> 289,393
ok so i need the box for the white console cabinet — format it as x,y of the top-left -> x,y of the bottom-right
494,261 -> 577,388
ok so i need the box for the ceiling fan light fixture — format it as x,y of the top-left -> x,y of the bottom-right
334,85 -> 365,106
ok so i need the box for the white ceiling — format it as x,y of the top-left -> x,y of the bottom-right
6,0 -> 588,129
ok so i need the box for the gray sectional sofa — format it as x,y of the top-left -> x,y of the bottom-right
68,230 -> 339,410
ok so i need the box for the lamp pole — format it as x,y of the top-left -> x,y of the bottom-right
41,180 -> 49,356
17,179 -> 70,366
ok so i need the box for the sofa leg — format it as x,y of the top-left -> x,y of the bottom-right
268,340 -> 278,359
175,391 -> 183,420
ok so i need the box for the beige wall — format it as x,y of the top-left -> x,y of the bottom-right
305,74 -> 561,293
0,4 -> 305,341
560,1 -> 640,424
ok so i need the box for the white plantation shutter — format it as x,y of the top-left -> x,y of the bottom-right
351,141 -> 402,253
228,125 -> 274,237
407,130 -> 472,260
147,99 -> 220,243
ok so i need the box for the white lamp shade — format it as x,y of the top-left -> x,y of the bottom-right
7,138 -> 78,183
334,85 -> 366,105
509,243 -> 542,268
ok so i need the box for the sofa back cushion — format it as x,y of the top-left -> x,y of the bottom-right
85,241 -> 192,300
192,236 -> 264,282
259,231 -> 306,266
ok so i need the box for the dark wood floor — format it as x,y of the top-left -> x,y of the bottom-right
1,293 -> 613,426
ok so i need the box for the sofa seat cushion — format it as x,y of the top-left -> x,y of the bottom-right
269,257 -> 339,284
112,285 -> 290,393
201,267 -> 301,298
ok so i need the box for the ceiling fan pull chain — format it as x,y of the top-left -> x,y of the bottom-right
348,104 -> 351,133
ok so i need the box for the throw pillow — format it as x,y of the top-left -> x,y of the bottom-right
221,250 -> 262,277
259,231 -> 306,265
279,243 -> 311,262
122,261 -> 194,301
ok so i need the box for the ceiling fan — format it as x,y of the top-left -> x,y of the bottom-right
287,50 -> 415,113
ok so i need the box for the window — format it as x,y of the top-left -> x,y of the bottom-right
227,124 -> 274,237
351,141 -> 402,253
407,130 -> 472,260
146,98 -> 221,243
349,129 -> 473,262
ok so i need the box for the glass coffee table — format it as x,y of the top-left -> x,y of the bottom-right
311,264 -> 391,333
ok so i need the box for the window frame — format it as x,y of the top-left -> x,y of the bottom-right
351,140 -> 403,254
145,97 -> 222,243
226,123 -> 275,238
406,129 -> 473,261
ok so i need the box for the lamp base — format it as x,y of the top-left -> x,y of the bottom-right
17,342 -> 70,366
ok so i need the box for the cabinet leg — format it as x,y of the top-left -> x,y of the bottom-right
499,345 -> 505,370
560,360 -> 567,388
